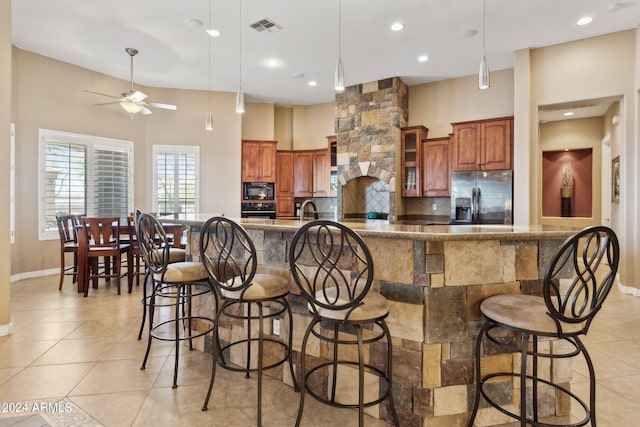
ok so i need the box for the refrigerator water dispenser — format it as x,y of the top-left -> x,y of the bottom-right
454,197 -> 472,222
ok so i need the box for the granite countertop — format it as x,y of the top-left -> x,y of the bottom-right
160,213 -> 581,242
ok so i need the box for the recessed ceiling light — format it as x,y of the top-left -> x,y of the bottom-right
308,81 -> 317,87
563,111 -> 575,117
265,58 -> 280,67
185,18 -> 203,28
390,22 -> 404,31
577,16 -> 593,26
417,55 -> 429,63
206,28 -> 220,37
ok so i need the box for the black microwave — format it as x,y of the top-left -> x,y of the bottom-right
243,182 -> 275,200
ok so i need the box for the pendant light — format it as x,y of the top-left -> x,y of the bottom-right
235,0 -> 245,113
205,0 -> 214,130
334,0 -> 345,92
478,0 -> 490,90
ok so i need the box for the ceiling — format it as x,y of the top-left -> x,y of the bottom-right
11,0 -> 640,107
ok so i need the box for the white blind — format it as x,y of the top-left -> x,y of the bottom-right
154,146 -> 199,215
44,141 -> 87,230
93,147 -> 130,218
39,129 -> 133,240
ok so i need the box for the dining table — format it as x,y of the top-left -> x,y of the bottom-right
74,221 -> 185,294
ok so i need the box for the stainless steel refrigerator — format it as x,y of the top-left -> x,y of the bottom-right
450,170 -> 513,224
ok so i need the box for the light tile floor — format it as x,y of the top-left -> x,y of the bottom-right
1,275 -> 640,426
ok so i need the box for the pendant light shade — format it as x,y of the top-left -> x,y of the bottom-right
235,86 -> 245,113
478,0 -> 490,90
205,110 -> 213,130
334,0 -> 345,93
205,0 -> 214,130
335,56 -> 345,92
236,0 -> 245,114
479,53 -> 490,90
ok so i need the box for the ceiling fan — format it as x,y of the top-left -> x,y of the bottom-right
87,48 -> 177,115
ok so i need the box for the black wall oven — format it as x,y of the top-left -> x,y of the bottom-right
241,202 -> 276,219
243,182 -> 275,201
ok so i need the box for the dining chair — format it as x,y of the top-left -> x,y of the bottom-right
199,216 -> 298,425
55,212 -> 81,290
467,226 -> 620,427
137,212 -> 215,388
288,220 -> 399,427
79,216 -> 131,296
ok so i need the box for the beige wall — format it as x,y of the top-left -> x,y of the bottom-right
274,106 -> 293,150
526,30 -> 637,288
408,68 -> 515,137
539,117 -> 603,227
11,48 -> 240,276
1,0 -> 12,332
292,102 -> 335,149
242,102 -> 274,140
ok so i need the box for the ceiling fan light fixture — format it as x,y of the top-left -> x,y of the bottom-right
120,101 -> 144,114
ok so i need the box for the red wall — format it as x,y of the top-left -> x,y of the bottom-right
542,149 -> 593,217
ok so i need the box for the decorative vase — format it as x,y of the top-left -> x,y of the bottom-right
561,186 -> 572,217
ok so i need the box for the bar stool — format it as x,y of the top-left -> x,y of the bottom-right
133,210 -> 186,340
137,212 -> 215,388
199,216 -> 298,426
289,220 -> 399,427
467,226 -> 619,427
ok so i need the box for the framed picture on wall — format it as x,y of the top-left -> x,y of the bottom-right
612,156 -> 620,204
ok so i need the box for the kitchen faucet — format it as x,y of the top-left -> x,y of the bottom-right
299,200 -> 319,221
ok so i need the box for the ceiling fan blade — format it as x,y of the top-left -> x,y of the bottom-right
130,91 -> 148,102
94,101 -> 121,106
140,107 -> 153,115
148,102 -> 177,111
86,90 -> 121,100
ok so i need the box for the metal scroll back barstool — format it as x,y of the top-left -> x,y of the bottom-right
467,225 -> 620,427
289,220 -> 399,427
199,216 -> 298,426
137,212 -> 215,388
133,210 -> 186,340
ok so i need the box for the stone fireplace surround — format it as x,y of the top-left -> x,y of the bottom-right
335,77 -> 409,222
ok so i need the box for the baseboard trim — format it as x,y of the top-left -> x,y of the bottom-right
0,322 -> 13,337
617,281 -> 640,297
10,268 -> 58,283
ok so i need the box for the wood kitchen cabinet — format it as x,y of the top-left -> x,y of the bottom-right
313,149 -> 330,197
241,140 -> 277,182
422,137 -> 450,197
401,126 -> 429,197
293,148 -> 331,198
328,136 -> 337,197
450,117 -> 513,172
293,151 -> 314,197
276,150 -> 295,217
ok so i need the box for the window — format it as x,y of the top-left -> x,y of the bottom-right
153,145 -> 199,215
39,129 -> 133,240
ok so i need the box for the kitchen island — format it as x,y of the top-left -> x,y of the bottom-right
160,214 -> 580,426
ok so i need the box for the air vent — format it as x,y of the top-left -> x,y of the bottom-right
250,17 -> 282,33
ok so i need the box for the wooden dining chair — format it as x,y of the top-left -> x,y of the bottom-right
79,217 -> 131,296
55,213 -> 81,290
